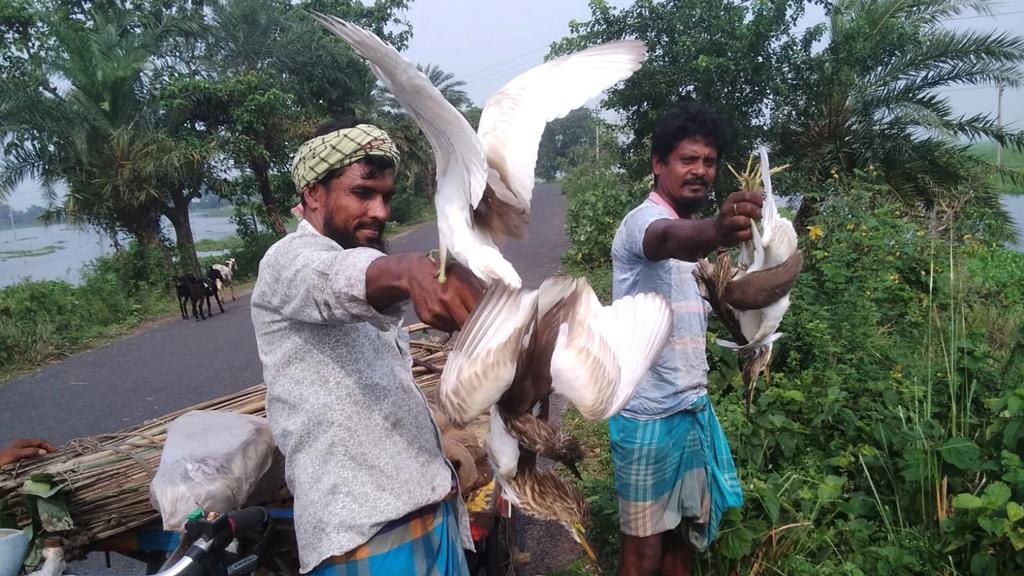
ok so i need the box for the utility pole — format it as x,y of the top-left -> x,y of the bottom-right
7,206 -> 15,239
595,123 -> 600,164
996,82 -> 1005,168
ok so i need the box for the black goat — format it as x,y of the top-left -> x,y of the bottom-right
175,275 -> 191,319
175,274 -> 208,321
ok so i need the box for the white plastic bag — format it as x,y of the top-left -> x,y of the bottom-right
149,410 -> 276,531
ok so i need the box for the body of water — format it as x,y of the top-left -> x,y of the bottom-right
0,214 -> 237,287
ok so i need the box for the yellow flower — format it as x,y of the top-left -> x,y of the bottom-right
807,225 -> 824,241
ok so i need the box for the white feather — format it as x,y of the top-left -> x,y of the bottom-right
439,284 -> 538,426
478,40 -> 648,211
549,286 -> 671,420
487,405 -> 520,482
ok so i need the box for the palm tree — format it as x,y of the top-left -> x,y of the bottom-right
0,7 -> 218,272
773,0 -> 1024,235
1,9 -> 173,248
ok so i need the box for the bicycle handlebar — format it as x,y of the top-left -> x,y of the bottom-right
139,507 -> 272,576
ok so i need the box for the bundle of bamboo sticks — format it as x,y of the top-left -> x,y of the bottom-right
0,336 -> 450,554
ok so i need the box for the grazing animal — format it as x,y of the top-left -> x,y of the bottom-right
212,258 -> 237,301
175,275 -> 193,319
204,268 -> 226,316
175,274 -> 207,321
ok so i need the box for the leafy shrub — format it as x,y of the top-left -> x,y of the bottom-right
562,161 -> 647,268
563,179 -> 1024,575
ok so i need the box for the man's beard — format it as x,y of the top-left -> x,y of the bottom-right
323,216 -> 388,252
675,177 -> 709,214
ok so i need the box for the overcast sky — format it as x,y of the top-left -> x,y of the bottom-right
4,0 -> 1021,209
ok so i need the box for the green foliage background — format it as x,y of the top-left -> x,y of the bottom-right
560,167 -> 1024,575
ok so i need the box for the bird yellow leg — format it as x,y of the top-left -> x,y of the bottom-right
434,245 -> 449,284
426,248 -> 448,283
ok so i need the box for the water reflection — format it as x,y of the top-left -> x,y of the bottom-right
0,214 -> 237,287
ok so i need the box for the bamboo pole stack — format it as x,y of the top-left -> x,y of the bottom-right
0,336 -> 450,555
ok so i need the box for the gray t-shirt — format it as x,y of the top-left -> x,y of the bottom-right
611,200 -> 710,419
251,220 -> 470,572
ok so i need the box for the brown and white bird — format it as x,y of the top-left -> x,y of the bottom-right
695,148 -> 803,410
443,278 -> 671,557
313,13 -> 647,287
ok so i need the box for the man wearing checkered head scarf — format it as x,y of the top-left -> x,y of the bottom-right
251,118 -> 485,575
289,120 -> 401,250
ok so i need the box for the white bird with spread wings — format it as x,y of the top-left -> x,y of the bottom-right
312,13 -> 647,288
316,14 -> 674,551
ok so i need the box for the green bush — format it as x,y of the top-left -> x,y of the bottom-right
389,177 -> 433,226
0,244 -> 176,379
562,161 -> 647,268
562,180 -> 1024,575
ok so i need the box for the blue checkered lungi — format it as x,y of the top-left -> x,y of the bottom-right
308,494 -> 469,576
609,394 -> 742,550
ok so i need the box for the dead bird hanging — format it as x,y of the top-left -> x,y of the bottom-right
694,148 -> 804,413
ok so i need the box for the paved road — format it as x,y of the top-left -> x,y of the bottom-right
0,183 -> 567,445
0,182 -> 574,575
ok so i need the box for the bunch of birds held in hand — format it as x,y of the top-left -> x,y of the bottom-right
693,149 -> 803,414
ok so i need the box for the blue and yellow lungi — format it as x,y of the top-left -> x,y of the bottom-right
609,395 -> 742,550
309,495 -> 469,576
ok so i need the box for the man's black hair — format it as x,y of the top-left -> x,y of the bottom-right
651,102 -> 730,163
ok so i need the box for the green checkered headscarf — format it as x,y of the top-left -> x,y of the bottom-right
290,124 -> 400,192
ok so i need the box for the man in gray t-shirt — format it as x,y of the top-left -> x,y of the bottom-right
609,103 -> 762,576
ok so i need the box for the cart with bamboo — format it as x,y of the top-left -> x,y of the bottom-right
0,327 -> 513,575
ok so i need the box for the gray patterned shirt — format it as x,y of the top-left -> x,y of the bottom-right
251,220 -> 470,573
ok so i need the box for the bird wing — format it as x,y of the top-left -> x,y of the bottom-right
748,147 -> 781,273
548,281 -> 671,420
439,283 -> 537,427
313,14 -> 487,210
476,40 -> 647,227
495,275 -> 583,416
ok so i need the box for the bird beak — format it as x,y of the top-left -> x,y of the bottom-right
565,461 -> 583,481
572,522 -> 598,562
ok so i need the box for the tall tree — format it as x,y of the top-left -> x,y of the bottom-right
773,0 -> 1024,232
183,0 -> 411,237
535,107 -> 620,181
0,7 -> 191,250
549,0 -> 819,189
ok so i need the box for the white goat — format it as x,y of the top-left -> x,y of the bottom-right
212,257 -> 237,301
